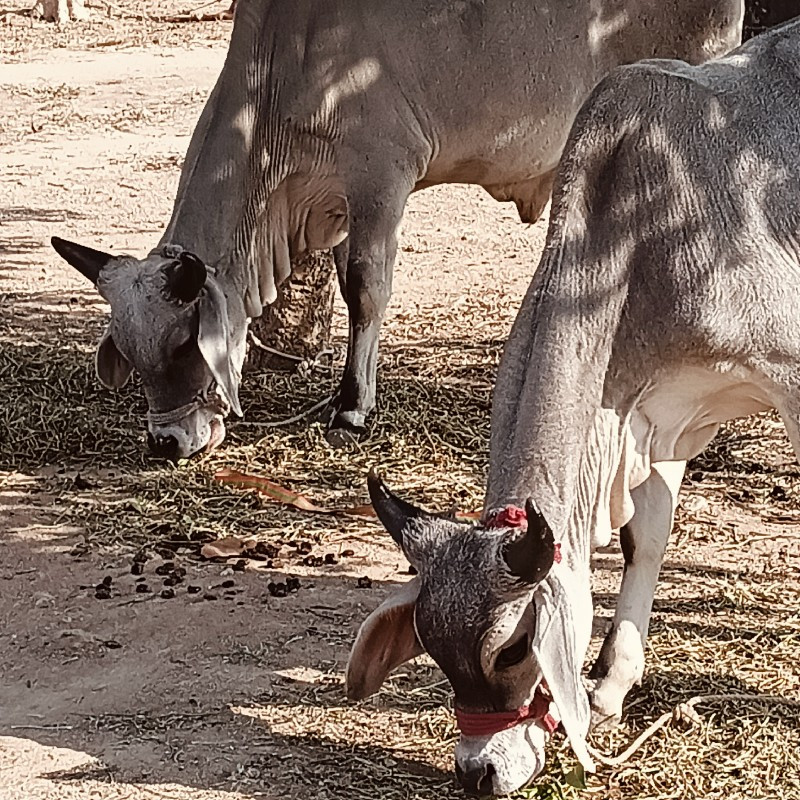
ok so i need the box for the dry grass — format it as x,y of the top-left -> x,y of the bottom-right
2,318 -> 799,800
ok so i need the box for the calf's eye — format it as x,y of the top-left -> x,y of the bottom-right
495,634 -> 529,670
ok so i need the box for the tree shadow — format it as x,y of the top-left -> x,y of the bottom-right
0,234 -> 46,268
0,206 -> 89,223
7,713 -> 454,799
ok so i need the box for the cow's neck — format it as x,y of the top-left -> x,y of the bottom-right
485,176 -> 634,562
157,8 -> 290,308
158,77 -> 277,304
157,5 -> 340,319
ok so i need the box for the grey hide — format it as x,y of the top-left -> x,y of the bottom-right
347,18 -> 800,799
51,0 -> 742,458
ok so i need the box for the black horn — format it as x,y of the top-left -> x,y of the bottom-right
164,251 -> 207,303
502,498 -> 556,585
367,467 -> 429,548
51,236 -> 114,285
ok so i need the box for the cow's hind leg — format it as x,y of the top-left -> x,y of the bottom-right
326,173 -> 414,445
589,459 -> 686,728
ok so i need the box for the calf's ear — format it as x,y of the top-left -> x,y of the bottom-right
345,577 -> 424,700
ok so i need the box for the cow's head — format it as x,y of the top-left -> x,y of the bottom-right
51,237 -> 246,460
347,471 -> 594,797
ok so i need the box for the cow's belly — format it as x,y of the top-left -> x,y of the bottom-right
420,108 -> 575,189
635,364 -> 776,463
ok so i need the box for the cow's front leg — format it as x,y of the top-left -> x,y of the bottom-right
589,460 -> 686,727
326,176 -> 412,446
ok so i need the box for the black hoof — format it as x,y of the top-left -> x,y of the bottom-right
325,410 -> 367,448
325,427 -> 360,448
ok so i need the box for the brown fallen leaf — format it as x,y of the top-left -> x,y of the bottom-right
213,468 -> 479,522
200,535 -> 256,560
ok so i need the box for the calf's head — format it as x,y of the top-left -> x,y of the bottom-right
52,237 -> 245,459
347,471 -> 594,797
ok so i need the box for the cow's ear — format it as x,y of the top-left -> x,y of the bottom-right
345,577 -> 423,700
96,328 -> 133,389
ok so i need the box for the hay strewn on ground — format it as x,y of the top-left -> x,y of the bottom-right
2,314 -> 798,800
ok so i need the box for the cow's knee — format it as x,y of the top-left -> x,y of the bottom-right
327,175 -> 411,440
344,254 -> 392,321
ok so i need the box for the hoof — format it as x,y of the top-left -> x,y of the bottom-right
325,410 -> 367,448
325,426 -> 362,448
590,692 -> 624,731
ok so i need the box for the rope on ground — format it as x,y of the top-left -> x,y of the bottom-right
587,692 -> 800,767
236,395 -> 333,428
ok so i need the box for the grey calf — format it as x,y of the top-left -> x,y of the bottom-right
348,19 -> 800,798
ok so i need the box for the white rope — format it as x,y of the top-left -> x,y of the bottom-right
587,692 -> 800,767
236,395 -> 333,428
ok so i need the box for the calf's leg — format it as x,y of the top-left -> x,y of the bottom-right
589,459 -> 685,727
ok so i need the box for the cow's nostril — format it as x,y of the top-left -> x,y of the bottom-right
147,432 -> 179,460
456,761 -> 496,797
477,763 -> 496,796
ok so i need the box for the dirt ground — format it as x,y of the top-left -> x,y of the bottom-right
1,6 -> 799,800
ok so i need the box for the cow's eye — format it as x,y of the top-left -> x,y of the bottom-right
173,336 -> 195,360
495,634 -> 529,670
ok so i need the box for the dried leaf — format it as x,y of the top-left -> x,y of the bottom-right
213,469 -> 479,521
200,534 -> 255,559
214,468 -> 328,512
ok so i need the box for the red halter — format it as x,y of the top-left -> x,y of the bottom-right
454,505 -> 562,737
456,686 -> 559,737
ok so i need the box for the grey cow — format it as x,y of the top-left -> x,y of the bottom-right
346,19 -> 800,797
51,0 -> 741,459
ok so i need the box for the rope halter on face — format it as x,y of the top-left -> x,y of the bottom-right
146,381 -> 229,427
454,504 -> 562,738
456,682 -> 560,737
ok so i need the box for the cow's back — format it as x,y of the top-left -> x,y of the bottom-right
542,19 -> 800,415
264,0 -> 742,188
